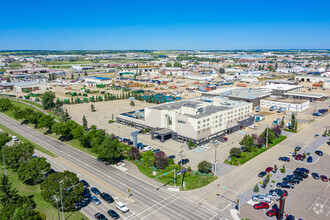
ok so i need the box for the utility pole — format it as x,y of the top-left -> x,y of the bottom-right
174,168 -> 176,187
214,145 -> 217,176
2,146 -> 6,176
59,181 -> 65,220
313,105 -> 316,121
179,145 -> 185,190
53,195 -> 60,220
266,124 -> 268,147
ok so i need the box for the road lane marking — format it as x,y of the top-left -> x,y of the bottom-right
139,197 -> 181,220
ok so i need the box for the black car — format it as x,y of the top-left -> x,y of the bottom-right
127,141 -> 133,145
94,213 -> 108,220
270,189 -> 288,197
295,146 -> 301,151
100,193 -> 114,203
279,157 -> 290,162
296,168 -> 309,174
293,171 -> 308,179
258,171 -> 267,178
82,189 -> 91,198
291,174 -> 304,181
178,159 -> 189,165
284,178 -> 300,184
286,215 -> 295,220
315,150 -> 323,156
107,210 -> 120,219
312,172 -> 320,180
80,180 -> 90,188
168,155 -> 176,159
277,182 -> 294,189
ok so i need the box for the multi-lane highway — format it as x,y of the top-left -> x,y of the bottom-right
0,113 -> 229,220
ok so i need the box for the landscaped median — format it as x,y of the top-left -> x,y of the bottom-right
125,149 -> 217,191
225,126 -> 287,166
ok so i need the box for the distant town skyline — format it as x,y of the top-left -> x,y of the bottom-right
1,0 -> 329,50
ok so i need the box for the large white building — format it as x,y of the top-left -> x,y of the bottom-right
260,97 -> 309,112
117,97 -> 254,144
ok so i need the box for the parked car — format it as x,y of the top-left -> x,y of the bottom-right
315,150 -> 323,156
265,167 -> 273,173
266,193 -> 280,200
91,196 -> 101,205
295,146 -> 301,151
127,141 -> 133,145
100,193 -> 114,203
258,171 -> 267,178
269,106 -> 277,111
152,149 -> 160,154
80,180 -> 90,188
211,140 -> 219,145
256,106 -> 261,112
318,109 -> 329,114
142,146 -> 153,152
168,155 -> 176,159
91,187 -> 101,195
266,208 -> 279,217
107,210 -> 120,219
254,202 -> 269,209
295,154 -> 302,160
248,125 -> 257,130
269,189 -> 288,197
283,177 -> 300,184
279,157 -> 290,162
296,168 -> 309,174
252,195 -> 271,203
286,215 -> 295,220
202,144 -> 210,149
94,213 -> 108,220
12,136 -> 19,141
313,112 -> 322,116
320,175 -> 329,182
116,202 -> 129,213
82,189 -> 91,198
312,173 -> 320,180
307,156 -> 313,163
276,182 -> 294,189
314,134 -> 319,138
293,171 -> 308,179
178,159 -> 190,165
218,137 -> 228,142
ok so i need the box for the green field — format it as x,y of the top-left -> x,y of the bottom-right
0,167 -> 87,220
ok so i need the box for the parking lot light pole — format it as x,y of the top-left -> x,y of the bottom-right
59,181 -> 65,220
214,145 -> 217,176
2,146 -> 6,176
219,185 -> 241,213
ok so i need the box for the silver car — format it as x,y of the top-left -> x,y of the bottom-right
252,195 -> 271,203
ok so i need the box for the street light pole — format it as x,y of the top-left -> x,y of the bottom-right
59,181 -> 65,220
179,145 -> 185,190
214,145 -> 217,176
53,195 -> 60,220
2,146 -> 6,176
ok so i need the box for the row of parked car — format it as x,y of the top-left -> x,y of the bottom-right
312,108 -> 328,116
80,180 -> 129,220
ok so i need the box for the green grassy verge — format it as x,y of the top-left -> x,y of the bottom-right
0,123 -> 57,158
0,167 -> 88,220
17,99 -> 43,109
135,163 -> 217,191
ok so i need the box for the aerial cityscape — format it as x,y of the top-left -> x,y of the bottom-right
0,1 -> 329,220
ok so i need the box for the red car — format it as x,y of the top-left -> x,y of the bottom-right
295,154 -> 302,160
320,175 -> 328,182
254,202 -> 270,209
265,167 -> 273,173
266,208 -> 278,217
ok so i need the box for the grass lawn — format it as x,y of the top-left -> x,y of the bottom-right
0,168 -> 88,220
135,163 -> 217,191
17,99 -> 43,109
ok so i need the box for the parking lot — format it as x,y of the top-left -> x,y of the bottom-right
238,141 -> 330,220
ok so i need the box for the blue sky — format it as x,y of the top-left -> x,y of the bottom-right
0,0 -> 329,50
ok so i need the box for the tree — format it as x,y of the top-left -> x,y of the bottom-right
165,62 -> 172,67
84,70 -> 88,76
187,140 -> 195,149
0,175 -> 20,206
130,101 -> 135,106
71,73 -> 74,80
0,98 -> 13,111
253,184 -> 259,192
294,148 -> 298,157
323,129 -> 328,137
271,125 -> 282,137
173,62 -> 182,67
18,158 -> 51,185
41,91 -> 55,110
274,164 -> 278,173
290,113 -> 296,130
82,115 -> 88,130
198,160 -> 212,174
262,179 -> 267,188
91,104 -> 95,112
280,165 -> 286,173
127,147 -> 140,160
239,135 -> 254,149
37,115 -> 55,131
40,171 -> 84,211
257,136 -> 265,147
153,151 -> 168,169
97,137 -> 123,164
280,116 -> 285,128
230,147 -> 241,157
0,131 -> 12,146
261,128 -> 276,144
2,142 -> 34,170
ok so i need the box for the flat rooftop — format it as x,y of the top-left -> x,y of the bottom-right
0,81 -> 48,86
284,92 -> 326,98
263,97 -> 307,104
222,88 -> 271,100
261,84 -> 302,91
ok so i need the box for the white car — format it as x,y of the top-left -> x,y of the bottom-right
12,136 -> 19,141
288,152 -> 294,157
252,195 -> 271,203
142,146 -> 153,152
203,145 -> 210,149
248,125 -> 257,130
116,202 -> 129,213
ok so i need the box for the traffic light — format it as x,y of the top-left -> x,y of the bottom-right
237,199 -> 240,205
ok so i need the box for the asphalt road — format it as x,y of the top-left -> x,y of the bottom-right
0,113 -> 228,220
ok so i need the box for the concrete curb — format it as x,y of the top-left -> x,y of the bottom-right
230,209 -> 240,220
